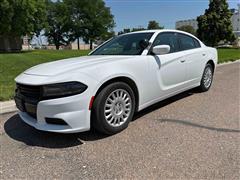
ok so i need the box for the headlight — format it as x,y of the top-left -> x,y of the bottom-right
42,82 -> 88,99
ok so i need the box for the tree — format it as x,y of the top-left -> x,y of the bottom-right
118,21 -> 164,35
64,0 -> 86,50
83,0 -> 115,49
65,0 -> 115,50
147,20 -> 164,30
197,0 -> 235,46
177,25 -> 196,36
132,27 -> 146,32
101,31 -> 115,41
45,0 -> 73,50
118,27 -> 146,35
0,0 -> 47,52
118,28 -> 131,35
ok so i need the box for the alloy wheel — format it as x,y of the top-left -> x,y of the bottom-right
104,89 -> 132,127
203,66 -> 213,89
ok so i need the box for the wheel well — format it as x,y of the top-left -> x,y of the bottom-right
207,60 -> 215,73
94,77 -> 139,112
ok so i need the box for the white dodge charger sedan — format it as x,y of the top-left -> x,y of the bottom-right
15,30 -> 217,134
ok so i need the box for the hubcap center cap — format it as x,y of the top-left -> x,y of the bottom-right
114,102 -> 123,115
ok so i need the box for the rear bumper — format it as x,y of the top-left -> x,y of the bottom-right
18,94 -> 91,133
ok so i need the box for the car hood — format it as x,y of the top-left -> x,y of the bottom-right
23,55 -> 133,76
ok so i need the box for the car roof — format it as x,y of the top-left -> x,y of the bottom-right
121,29 -> 205,47
125,29 -> 192,36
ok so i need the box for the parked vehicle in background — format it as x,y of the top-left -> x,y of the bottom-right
15,30 -> 218,134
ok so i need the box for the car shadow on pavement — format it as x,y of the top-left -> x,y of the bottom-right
4,114 -> 109,149
3,88 -> 206,149
157,119 -> 240,133
133,88 -> 199,120
133,88 -> 240,133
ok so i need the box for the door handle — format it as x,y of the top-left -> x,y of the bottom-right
180,60 -> 186,63
202,53 -> 206,56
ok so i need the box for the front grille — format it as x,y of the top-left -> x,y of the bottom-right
16,84 -> 42,100
15,84 -> 42,118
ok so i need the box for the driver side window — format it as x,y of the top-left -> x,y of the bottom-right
152,32 -> 179,53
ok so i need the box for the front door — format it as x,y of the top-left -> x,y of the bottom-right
147,32 -> 187,99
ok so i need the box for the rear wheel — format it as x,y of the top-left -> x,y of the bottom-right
91,82 -> 135,135
199,63 -> 214,92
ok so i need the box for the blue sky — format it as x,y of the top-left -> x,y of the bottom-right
105,0 -> 239,32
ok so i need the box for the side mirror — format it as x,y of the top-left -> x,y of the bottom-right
152,45 -> 170,55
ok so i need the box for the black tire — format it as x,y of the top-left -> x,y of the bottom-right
199,63 -> 214,92
91,82 -> 136,135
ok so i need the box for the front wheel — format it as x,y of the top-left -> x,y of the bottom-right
91,82 -> 136,135
199,63 -> 214,92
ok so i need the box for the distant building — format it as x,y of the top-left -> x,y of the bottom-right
175,4 -> 240,38
176,19 -> 198,30
231,4 -> 240,38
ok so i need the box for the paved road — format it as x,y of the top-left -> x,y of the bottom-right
0,62 -> 239,179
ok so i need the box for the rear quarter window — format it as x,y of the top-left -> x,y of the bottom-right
178,33 -> 200,51
193,38 -> 201,48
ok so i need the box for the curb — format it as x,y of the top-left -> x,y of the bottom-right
0,59 -> 239,115
0,100 -> 18,115
217,59 -> 240,66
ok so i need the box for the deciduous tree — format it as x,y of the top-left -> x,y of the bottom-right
197,0 -> 235,46
45,0 -> 73,50
147,20 -> 164,30
0,0 -> 47,52
65,0 -> 115,49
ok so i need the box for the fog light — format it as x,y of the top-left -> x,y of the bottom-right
45,118 -> 68,125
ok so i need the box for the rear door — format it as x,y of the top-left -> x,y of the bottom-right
177,33 -> 205,84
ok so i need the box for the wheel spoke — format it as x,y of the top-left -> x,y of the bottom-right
107,98 -> 114,103
105,108 -> 112,113
113,117 -> 118,124
117,90 -> 121,98
124,97 -> 129,103
120,91 -> 123,98
105,113 -> 112,120
108,116 -> 114,123
105,103 -> 112,108
122,94 -> 127,100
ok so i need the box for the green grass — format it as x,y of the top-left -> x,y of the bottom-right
0,50 -> 90,101
218,48 -> 240,63
0,48 -> 239,101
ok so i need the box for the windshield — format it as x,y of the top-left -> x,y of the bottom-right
91,33 -> 154,55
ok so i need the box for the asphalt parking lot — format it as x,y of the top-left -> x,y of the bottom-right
0,62 -> 239,179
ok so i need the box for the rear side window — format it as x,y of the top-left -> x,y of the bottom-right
178,33 -> 200,51
152,32 -> 179,53
193,38 -> 201,48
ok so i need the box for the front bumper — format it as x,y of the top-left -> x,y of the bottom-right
14,72 -> 99,133
18,94 -> 91,133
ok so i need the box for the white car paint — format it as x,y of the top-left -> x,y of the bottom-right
15,30 -> 218,133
